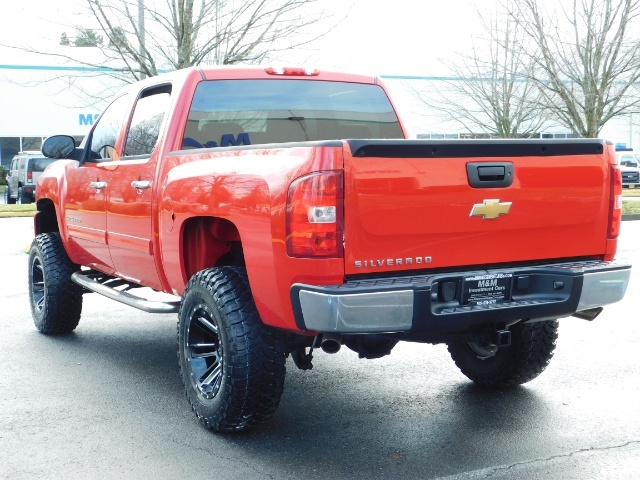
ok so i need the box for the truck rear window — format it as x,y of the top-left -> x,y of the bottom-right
182,80 -> 404,149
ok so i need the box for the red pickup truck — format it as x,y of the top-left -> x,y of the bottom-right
30,66 -> 630,432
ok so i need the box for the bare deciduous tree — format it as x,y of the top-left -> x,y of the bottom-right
412,5 -> 547,138
512,0 -> 640,138
2,0 -> 335,84
88,0 -> 332,80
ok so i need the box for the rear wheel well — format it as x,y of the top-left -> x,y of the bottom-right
34,200 -> 59,235
182,217 -> 244,280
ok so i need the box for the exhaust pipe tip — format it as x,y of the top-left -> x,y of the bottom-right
572,307 -> 603,321
320,333 -> 342,354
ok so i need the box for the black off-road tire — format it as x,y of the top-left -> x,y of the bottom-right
5,185 -> 16,204
447,320 -> 558,387
177,266 -> 287,432
28,233 -> 83,334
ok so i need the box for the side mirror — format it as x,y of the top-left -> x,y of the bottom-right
42,135 -> 77,159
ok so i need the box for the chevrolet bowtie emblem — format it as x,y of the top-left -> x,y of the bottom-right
470,199 -> 512,220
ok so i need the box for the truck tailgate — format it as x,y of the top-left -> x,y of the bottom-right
343,140 -> 612,275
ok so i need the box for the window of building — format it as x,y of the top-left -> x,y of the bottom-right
22,137 -> 43,151
0,137 -> 20,169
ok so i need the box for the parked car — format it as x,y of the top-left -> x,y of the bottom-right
4,151 -> 56,204
616,151 -> 640,188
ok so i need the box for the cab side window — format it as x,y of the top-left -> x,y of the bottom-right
124,85 -> 171,157
88,94 -> 132,160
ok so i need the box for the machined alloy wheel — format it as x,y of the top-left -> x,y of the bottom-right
28,233 -> 83,334
30,254 -> 46,314
185,303 -> 225,401
178,266 -> 287,432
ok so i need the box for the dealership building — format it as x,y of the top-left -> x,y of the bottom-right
0,47 -> 111,169
1,50 -> 639,170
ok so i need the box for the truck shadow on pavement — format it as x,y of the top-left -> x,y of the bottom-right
33,321 -> 554,479
227,373 -> 551,478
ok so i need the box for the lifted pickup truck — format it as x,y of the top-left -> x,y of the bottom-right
30,66 -> 630,432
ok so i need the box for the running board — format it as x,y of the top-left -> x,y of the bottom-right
71,272 -> 181,314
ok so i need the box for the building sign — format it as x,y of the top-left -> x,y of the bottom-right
79,114 -> 101,126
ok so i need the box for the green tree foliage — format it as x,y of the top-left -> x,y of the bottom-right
74,28 -> 104,47
59,28 -> 104,47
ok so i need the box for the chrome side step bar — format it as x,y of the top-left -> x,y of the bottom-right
71,272 -> 181,314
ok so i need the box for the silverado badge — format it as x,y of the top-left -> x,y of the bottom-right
470,199 -> 512,220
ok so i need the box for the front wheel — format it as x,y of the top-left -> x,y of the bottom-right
28,233 -> 83,334
4,185 -> 16,204
177,267 -> 287,432
447,320 -> 558,387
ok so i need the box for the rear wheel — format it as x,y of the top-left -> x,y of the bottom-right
28,233 -> 83,334
177,266 -> 287,432
447,320 -> 558,387
17,186 -> 31,204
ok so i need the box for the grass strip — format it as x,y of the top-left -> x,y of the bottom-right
0,204 -> 37,217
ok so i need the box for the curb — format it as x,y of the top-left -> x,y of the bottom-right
622,214 -> 640,221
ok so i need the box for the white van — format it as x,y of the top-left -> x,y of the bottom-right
4,151 -> 56,204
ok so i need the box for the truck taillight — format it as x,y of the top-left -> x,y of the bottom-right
608,165 -> 622,239
27,171 -> 33,182
286,171 -> 343,258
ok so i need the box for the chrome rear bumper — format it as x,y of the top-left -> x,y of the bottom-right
291,260 -> 630,334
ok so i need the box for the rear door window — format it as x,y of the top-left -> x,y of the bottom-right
182,79 -> 404,149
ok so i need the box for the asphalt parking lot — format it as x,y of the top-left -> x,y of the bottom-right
1,217 -> 639,479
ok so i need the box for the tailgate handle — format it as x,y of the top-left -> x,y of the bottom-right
467,162 -> 514,188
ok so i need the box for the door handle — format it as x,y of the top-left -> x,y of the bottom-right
467,162 -> 514,188
90,181 -> 107,189
131,180 -> 151,190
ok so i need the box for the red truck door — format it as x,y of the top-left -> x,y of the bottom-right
105,85 -> 171,291
62,163 -> 111,270
62,94 -> 134,272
